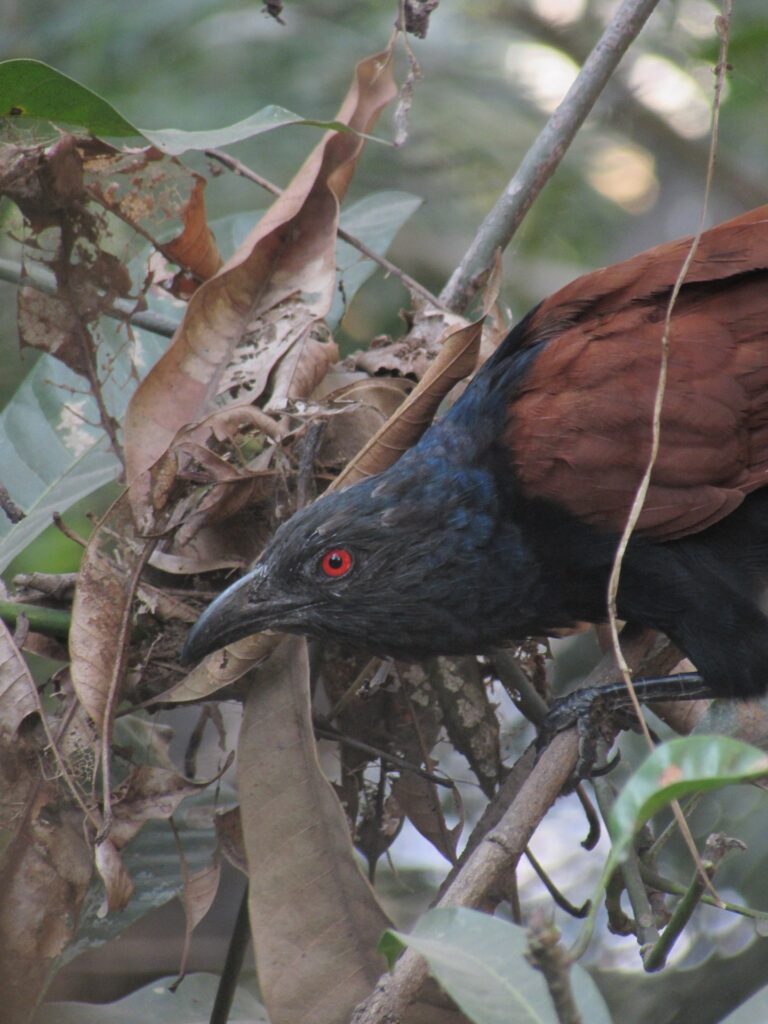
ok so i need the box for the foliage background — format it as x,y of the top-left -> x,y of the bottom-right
2,0 -> 768,1020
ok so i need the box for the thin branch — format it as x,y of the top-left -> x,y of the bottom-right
0,257 -> 178,338
527,913 -> 583,1024
0,599 -> 71,639
642,833 -> 745,971
439,0 -> 663,312
592,772 -> 661,950
205,147 -> 450,311
313,717 -> 453,787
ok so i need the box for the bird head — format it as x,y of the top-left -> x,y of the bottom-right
181,451 -> 529,664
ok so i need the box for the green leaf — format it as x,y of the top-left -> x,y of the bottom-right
329,190 -> 423,328
607,735 -> 768,870
0,59 -> 380,155
0,355 -> 121,573
386,907 -> 611,1024
0,256 -> 176,572
144,113 -> 368,157
720,980 -> 768,1022
378,929 -> 407,969
0,59 -> 139,136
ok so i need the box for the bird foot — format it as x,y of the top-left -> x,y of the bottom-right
537,686 -> 639,785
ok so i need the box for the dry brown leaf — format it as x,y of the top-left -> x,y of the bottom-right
109,764 -> 218,847
137,583 -> 200,623
0,773 -> 93,1021
125,49 -> 397,533
70,490 -> 154,733
429,656 -> 502,797
84,144 -> 223,281
238,636 -> 391,1024
332,317 -> 484,490
160,173 -> 223,283
316,377 -> 412,469
12,136 -> 216,375
175,854 -> 222,983
0,618 -> 39,736
148,633 -> 282,705
391,775 -> 463,864
95,837 -> 135,913
266,323 -> 339,409
214,806 -> 248,874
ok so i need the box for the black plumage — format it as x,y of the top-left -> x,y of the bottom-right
183,206 -> 768,719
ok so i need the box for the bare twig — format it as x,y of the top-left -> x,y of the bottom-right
0,483 -> 25,523
439,0 -> 663,312
0,257 -> 178,338
351,731 -> 579,1024
52,511 -> 88,547
527,913 -> 583,1024
643,833 -> 745,971
313,717 -> 454,787
592,772 -> 661,950
59,215 -> 124,464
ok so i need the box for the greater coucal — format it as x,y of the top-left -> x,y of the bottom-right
183,206 -> 768,734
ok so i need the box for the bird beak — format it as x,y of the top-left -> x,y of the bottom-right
181,565 -> 274,665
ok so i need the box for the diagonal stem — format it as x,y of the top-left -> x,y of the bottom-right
439,0 -> 663,312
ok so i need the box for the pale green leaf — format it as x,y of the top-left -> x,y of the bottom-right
386,907 -> 611,1024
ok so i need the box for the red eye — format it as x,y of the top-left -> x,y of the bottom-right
321,548 -> 353,578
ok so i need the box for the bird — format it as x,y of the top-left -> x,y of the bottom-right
182,205 -> 768,741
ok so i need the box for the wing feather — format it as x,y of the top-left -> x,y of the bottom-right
505,206 -> 768,540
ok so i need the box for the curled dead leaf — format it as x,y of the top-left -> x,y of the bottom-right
332,317 -> 484,489
0,618 -> 40,736
125,50 -> 397,534
95,838 -> 135,914
70,492 -> 154,733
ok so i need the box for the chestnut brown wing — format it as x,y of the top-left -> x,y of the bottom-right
506,206 -> 768,541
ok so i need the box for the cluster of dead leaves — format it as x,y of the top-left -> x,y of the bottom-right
0,44 -> 511,1024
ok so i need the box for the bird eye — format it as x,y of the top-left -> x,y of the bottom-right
320,548 -> 353,579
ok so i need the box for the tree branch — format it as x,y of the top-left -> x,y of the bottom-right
0,257 -> 178,339
352,629 -> 661,1024
439,0 -> 662,312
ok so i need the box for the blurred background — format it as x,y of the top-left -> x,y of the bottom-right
2,1 -> 768,1020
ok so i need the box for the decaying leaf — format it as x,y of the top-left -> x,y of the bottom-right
0,617 -> 39,735
70,490 -> 154,733
109,763 -> 223,847
214,805 -> 248,874
238,636 -> 391,1024
125,49 -> 398,533
175,852 -> 222,984
391,774 -> 463,864
149,633 -> 282,705
429,656 -> 503,798
316,376 -> 413,468
7,133 -> 220,374
95,837 -> 135,913
0,764 -> 93,1022
332,317 -> 484,489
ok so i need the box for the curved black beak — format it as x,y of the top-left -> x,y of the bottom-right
181,566 -> 272,665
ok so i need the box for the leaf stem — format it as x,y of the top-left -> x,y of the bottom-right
0,599 -> 71,639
